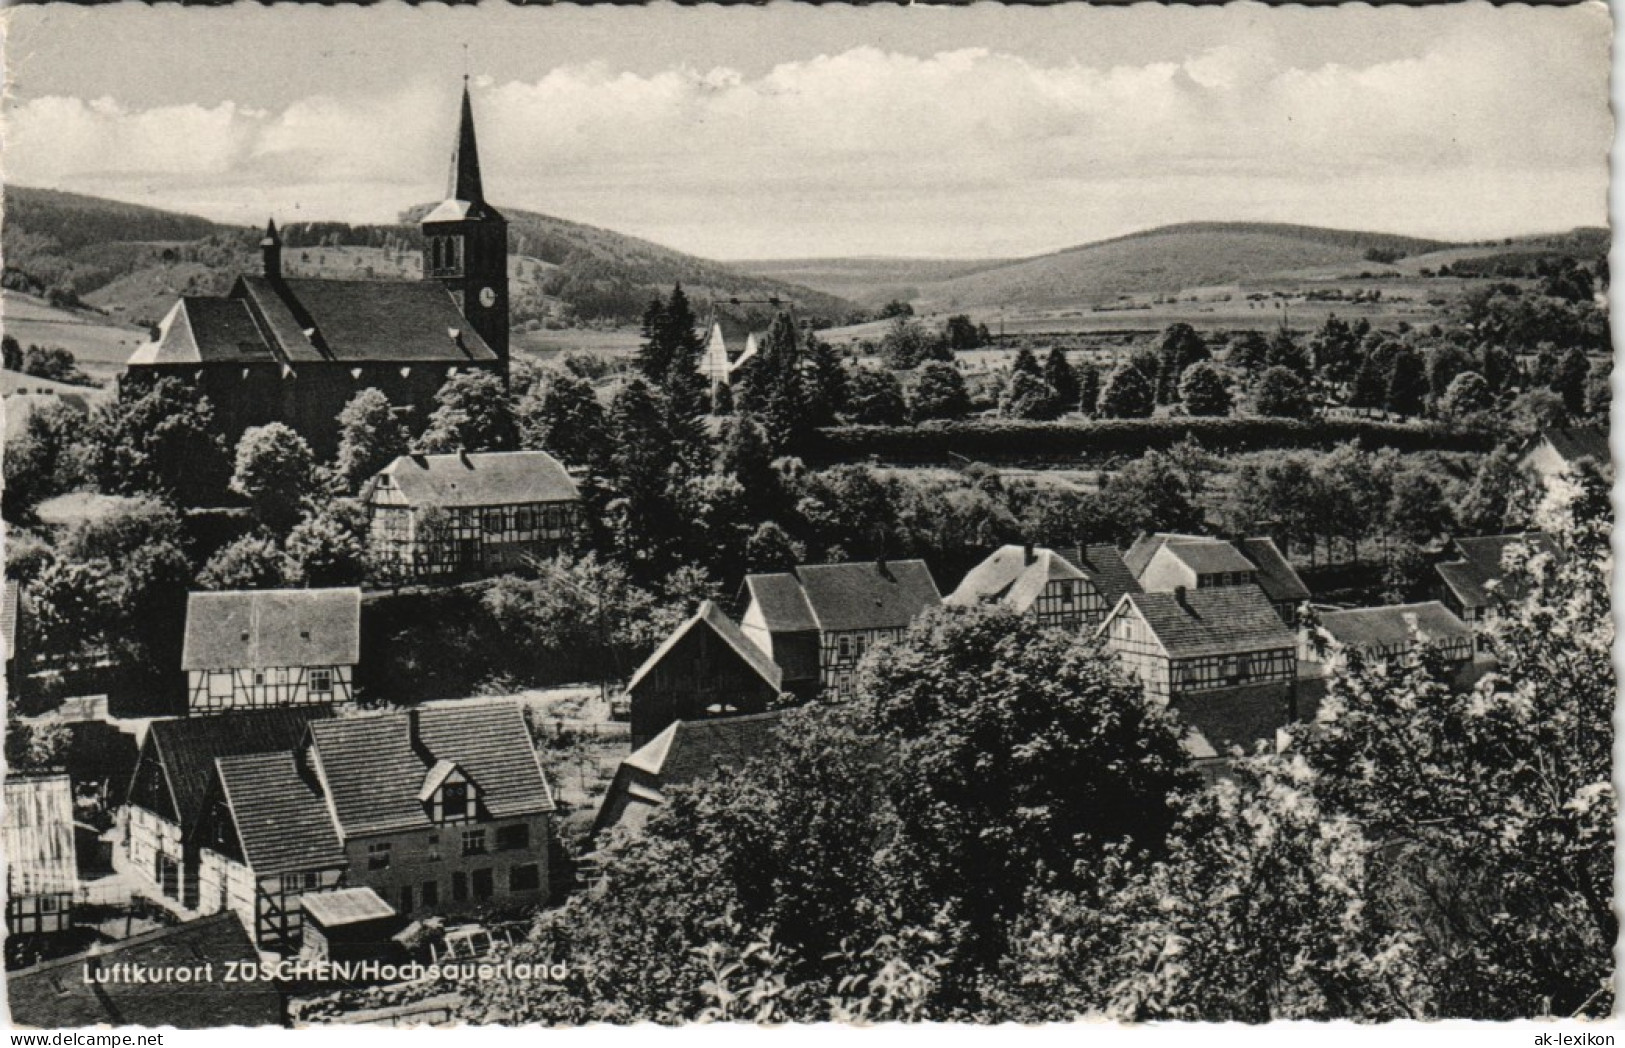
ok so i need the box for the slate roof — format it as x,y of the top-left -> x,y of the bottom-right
1161,538 -> 1257,576
747,560 -> 941,635
181,588 -> 361,671
7,913 -> 283,1029
1235,537 -> 1312,604
1170,683 -> 1293,756
234,275 -> 499,364
1124,532 -> 1206,577
1536,426 -> 1609,466
1436,532 -> 1559,609
140,297 -> 276,365
300,886 -> 397,928
1115,587 -> 1296,659
627,601 -> 783,694
307,701 -> 553,839
1315,601 -> 1471,652
950,545 -> 1087,612
213,750 -> 346,876
3,775 -> 77,896
623,710 -> 788,785
135,707 -> 333,833
1055,545 -> 1144,606
371,450 -> 579,509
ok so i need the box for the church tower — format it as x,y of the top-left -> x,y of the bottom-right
421,82 -> 509,368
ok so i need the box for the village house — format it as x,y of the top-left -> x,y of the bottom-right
3,774 -> 77,942
1521,426 -> 1609,496
120,85 -> 509,459
1097,585 -> 1298,703
741,559 -> 942,699
625,601 -> 785,745
1299,601 -> 1474,677
594,710 -> 787,842
362,450 -> 582,582
124,707 -> 333,912
1126,532 -> 1310,625
699,306 -> 773,389
1434,531 -> 1560,639
7,913 -> 284,1029
181,588 -> 360,713
189,701 -> 555,954
948,543 -> 1141,631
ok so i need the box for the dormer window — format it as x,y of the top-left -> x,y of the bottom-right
441,781 -> 469,820
420,759 -> 479,823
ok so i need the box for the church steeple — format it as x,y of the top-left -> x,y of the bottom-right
448,80 -> 485,206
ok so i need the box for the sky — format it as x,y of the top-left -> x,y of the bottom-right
2,2 -> 1613,260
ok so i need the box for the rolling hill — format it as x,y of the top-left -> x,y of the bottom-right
728,257 -> 1015,309
1,185 -> 857,333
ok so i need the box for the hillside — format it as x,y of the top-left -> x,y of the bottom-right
730,257 -> 1014,308
2,185 -> 856,332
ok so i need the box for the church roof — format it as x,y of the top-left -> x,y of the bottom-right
235,276 -> 499,364
139,297 -> 276,365
423,84 -> 503,224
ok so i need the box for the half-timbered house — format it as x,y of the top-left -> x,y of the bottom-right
123,707 -> 332,912
1127,533 -> 1309,625
741,559 -> 941,699
3,775 -> 77,940
362,450 -> 581,582
626,601 -> 785,745
1434,532 -> 1560,637
181,588 -> 360,713
190,701 -> 555,953
1097,585 -> 1298,703
948,543 -> 1140,630
1299,601 -> 1473,676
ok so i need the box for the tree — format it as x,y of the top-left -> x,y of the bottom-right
284,502 -> 371,587
197,533 -> 287,590
1426,344 -> 1475,403
1480,344 -> 1518,393
516,369 -> 610,472
1384,348 -> 1429,417
1309,313 -> 1361,384
910,361 -> 971,422
3,401 -> 88,525
333,389 -> 408,493
845,367 -> 908,426
84,377 -> 229,502
1100,450 -> 1205,539
1098,366 -> 1154,419
743,520 -> 804,574
1156,323 -> 1208,402
417,369 -> 516,453
944,314 -> 984,351
734,314 -> 813,449
1177,362 -> 1231,416
880,316 -> 946,369
1265,329 -> 1310,377
1439,370 -> 1492,420
878,299 -> 914,319
1551,347 -> 1591,416
605,377 -> 682,577
803,333 -> 849,426
230,423 -> 320,532
1043,348 -> 1080,413
1583,364 -> 1611,420
1076,360 -> 1101,416
2,334 -> 21,371
1228,330 -> 1270,371
1455,444 -> 1540,535
1000,371 -> 1058,421
1253,366 -> 1311,419
1385,467 -> 1451,544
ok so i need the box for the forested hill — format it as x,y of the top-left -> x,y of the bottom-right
1,185 -> 856,329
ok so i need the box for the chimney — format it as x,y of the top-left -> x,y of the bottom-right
1174,585 -> 1191,611
407,708 -> 430,759
1023,542 -> 1035,566
260,218 -> 282,279
459,449 -> 472,469
876,555 -> 893,581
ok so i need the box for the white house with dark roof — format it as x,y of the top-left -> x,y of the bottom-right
626,601 -> 785,745
1127,533 -> 1310,625
181,588 -> 360,713
4,775 -> 77,940
741,559 -> 942,699
362,450 -> 582,582
700,308 -> 774,389
190,701 -> 554,953
1299,601 -> 1473,677
949,543 -> 1141,631
1096,585 -> 1298,703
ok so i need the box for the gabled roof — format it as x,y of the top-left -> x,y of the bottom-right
949,545 -> 1082,612
1113,587 -> 1296,659
3,775 -> 77,896
1055,544 -> 1144,606
213,750 -> 346,876
233,275 -> 498,364
1536,426 -> 1609,466
1235,537 -> 1311,604
623,710 -> 788,785
7,913 -> 282,1029
139,297 -> 276,365
1124,532 -> 1207,577
371,450 -> 579,508
1436,532 -> 1559,609
627,601 -> 783,694
747,560 -> 941,635
1315,601 -> 1471,652
136,707 -> 333,833
181,587 -> 361,671
1160,538 -> 1257,576
307,701 -> 553,839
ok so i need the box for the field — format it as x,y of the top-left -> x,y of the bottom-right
2,291 -> 150,385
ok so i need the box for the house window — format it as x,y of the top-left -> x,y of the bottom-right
1059,582 -> 1075,607
368,843 -> 392,871
254,671 -> 265,687
462,828 -> 487,856
440,782 -> 469,821
309,668 -> 333,696
471,868 -> 495,901
508,864 -> 540,892
400,886 -> 413,913
452,871 -> 468,902
496,824 -> 529,851
838,636 -> 851,661
426,833 -> 441,861
422,881 -> 439,907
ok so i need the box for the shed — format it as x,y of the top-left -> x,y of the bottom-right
300,887 -> 401,963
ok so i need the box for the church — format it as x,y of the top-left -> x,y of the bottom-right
122,85 -> 510,459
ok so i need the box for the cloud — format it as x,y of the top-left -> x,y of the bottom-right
4,28 -> 1608,256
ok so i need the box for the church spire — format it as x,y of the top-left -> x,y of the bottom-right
448,80 -> 485,205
